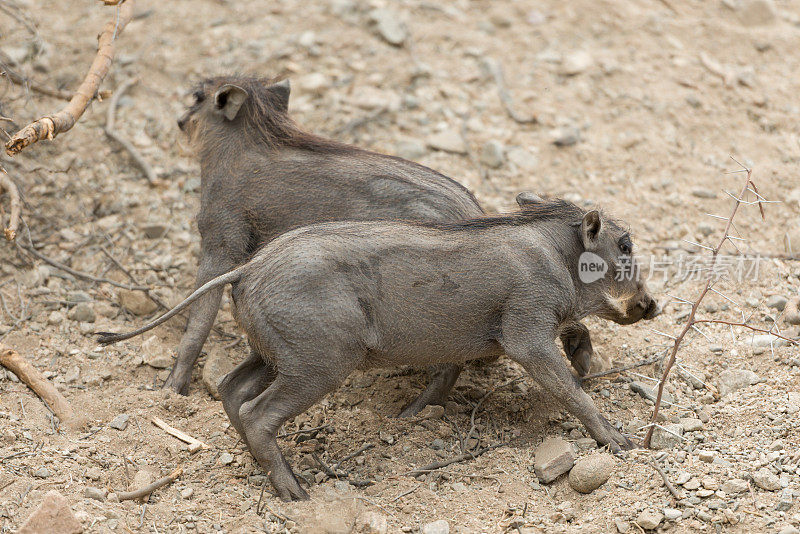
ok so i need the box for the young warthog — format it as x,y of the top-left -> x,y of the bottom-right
168,74 -> 486,402
99,196 -> 659,501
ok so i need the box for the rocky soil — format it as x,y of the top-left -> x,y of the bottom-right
1,0 -> 800,532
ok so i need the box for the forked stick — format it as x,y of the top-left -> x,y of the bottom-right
0,347 -> 83,430
4,1 -> 134,156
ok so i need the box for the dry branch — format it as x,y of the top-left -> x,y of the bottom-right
116,467 -> 182,501
0,167 -> 20,240
642,162 -> 788,448
105,78 -> 157,184
0,346 -> 82,430
4,1 -> 134,156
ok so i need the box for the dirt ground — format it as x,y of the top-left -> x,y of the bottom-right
1,0 -> 800,532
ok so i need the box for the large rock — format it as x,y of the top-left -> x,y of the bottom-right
717,369 -> 759,396
568,453 -> 615,493
118,289 -> 158,316
68,303 -> 96,323
202,347 -> 236,399
17,490 -> 83,534
560,50 -> 593,76
751,334 -> 789,348
534,437 -> 575,483
721,479 -> 749,494
784,297 -> 800,325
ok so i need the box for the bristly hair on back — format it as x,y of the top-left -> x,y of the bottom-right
200,75 -> 354,153
424,198 -> 588,231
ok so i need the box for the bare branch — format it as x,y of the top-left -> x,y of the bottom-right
4,1 -> 134,155
643,164 -> 760,448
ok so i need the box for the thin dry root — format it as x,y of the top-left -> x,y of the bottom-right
0,168 -> 21,241
4,1 -> 134,156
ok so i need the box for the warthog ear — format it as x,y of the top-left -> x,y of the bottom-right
269,79 -> 291,112
214,84 -> 248,121
515,191 -> 543,206
580,210 -> 602,249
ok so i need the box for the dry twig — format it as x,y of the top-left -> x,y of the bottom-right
0,62 -> 73,101
150,416 -> 209,453
15,224 -> 148,291
649,459 -> 683,500
0,166 -> 20,240
580,355 -> 662,381
0,346 -> 83,430
643,161 -> 795,448
407,442 -> 506,477
116,467 -> 182,501
4,1 -> 134,155
104,78 -> 157,184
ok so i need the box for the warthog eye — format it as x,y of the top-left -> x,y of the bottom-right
618,235 -> 633,255
193,90 -> 205,103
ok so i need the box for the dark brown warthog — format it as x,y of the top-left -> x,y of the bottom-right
167,74 -> 486,406
99,196 -> 660,501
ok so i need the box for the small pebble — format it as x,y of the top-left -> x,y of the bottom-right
33,468 -> 51,478
421,519 -> 450,534
109,414 -> 130,431
636,510 -> 663,530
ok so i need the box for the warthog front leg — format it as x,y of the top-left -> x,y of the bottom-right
504,339 -> 636,452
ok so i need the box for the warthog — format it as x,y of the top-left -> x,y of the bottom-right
99,195 -> 660,501
168,74 -> 485,407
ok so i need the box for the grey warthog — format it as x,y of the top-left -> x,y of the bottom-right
167,74 -> 486,406
99,195 -> 660,501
